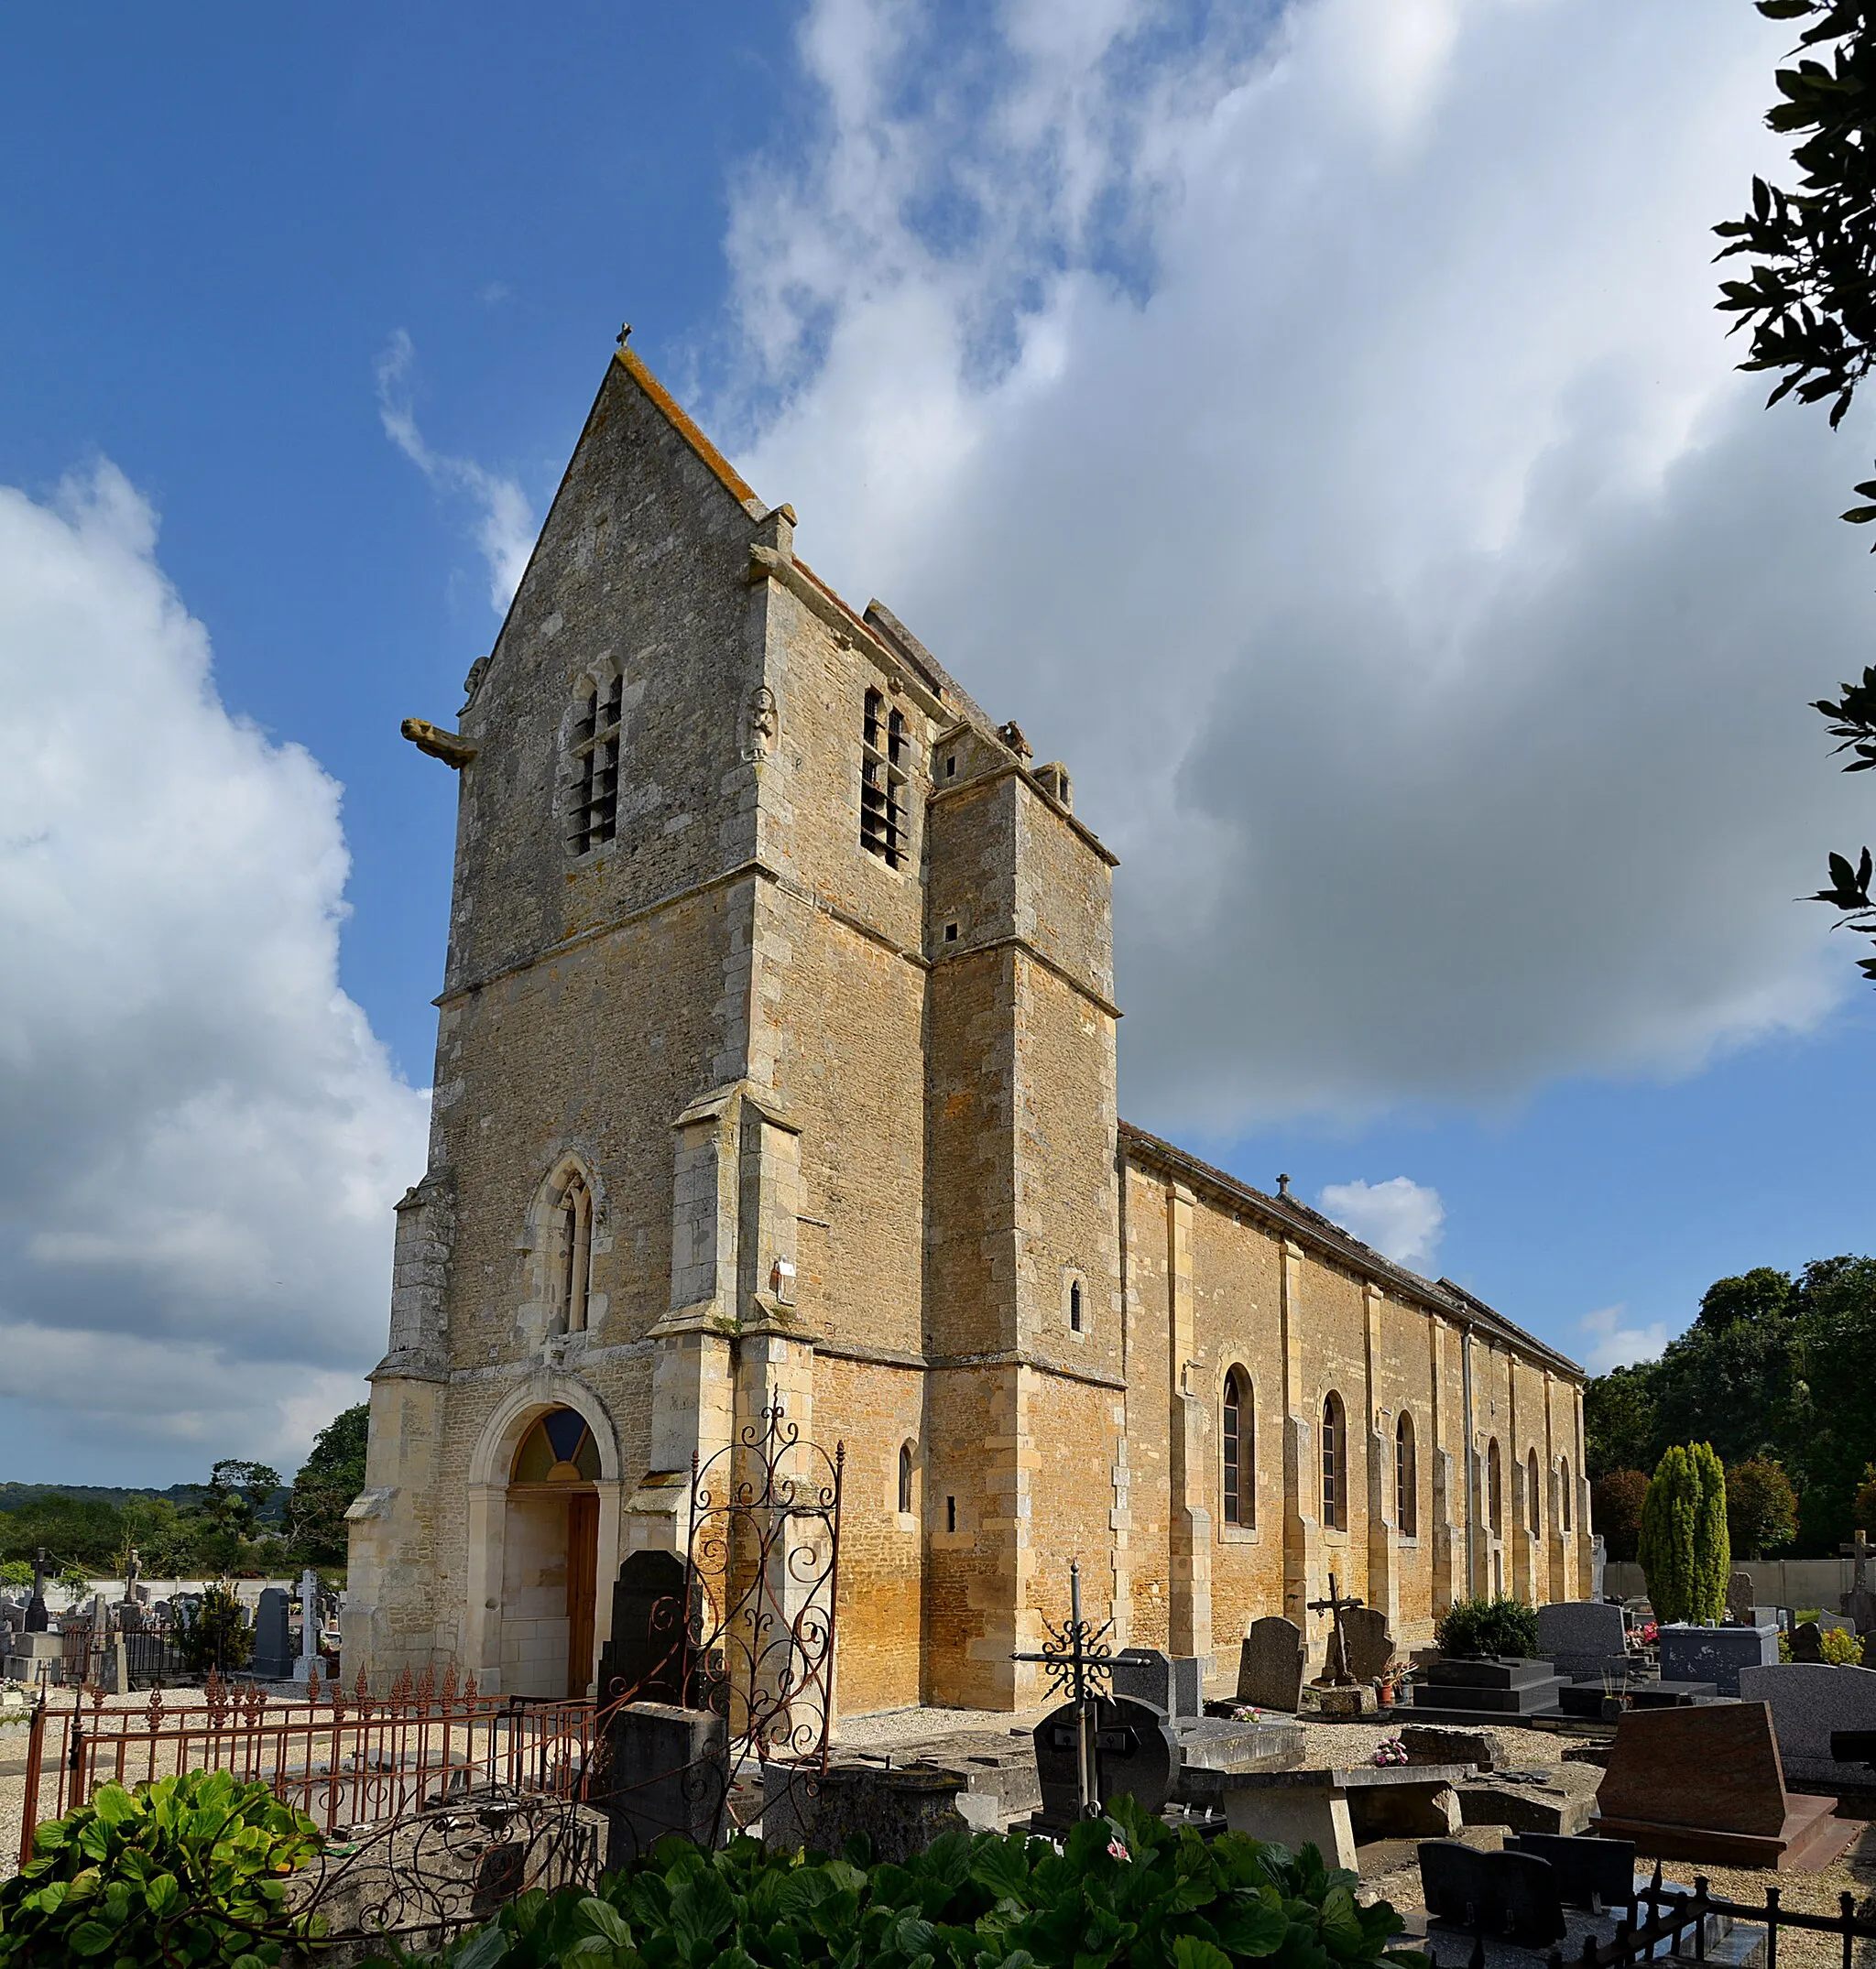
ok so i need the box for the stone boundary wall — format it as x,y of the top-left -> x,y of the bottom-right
1601,1558 -> 1856,1607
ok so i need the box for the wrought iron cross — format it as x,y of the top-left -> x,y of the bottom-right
1306,1572 -> 1364,1687
1011,1558 -> 1114,1819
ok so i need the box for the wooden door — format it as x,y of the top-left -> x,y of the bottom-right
565,1492 -> 600,1697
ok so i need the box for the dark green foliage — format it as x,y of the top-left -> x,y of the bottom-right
289,1403 -> 368,1567
1583,1256 -> 1876,1555
1638,1445 -> 1729,1624
0,1770 -> 322,1968
174,1584 -> 254,1676
1584,1370 -> 1656,1481
1434,1597 -> 1538,1659
1591,1471 -> 1650,1563
381,1800 -> 1418,1969
1726,1458 -> 1800,1559
1714,1 -> 1876,979
0,1493 -> 126,1570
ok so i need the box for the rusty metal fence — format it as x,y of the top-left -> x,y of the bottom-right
17,1668 -> 598,1869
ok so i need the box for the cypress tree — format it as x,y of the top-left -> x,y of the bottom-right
1689,1441 -> 1731,1623
1638,1441 -> 1731,1624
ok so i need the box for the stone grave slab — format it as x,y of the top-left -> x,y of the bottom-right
1410,1657 -> 1568,1721
1536,1601 -> 1629,1686
1658,1622 -> 1778,1697
1178,1760 -> 1474,1870
1400,1724 -> 1502,1771
1594,1700 -> 1852,1869
1238,1616 -> 1306,1713
1110,1647 -> 1201,1721
604,1701 -> 727,1868
1457,1777 -> 1592,1837
1737,1661 -> 1876,1790
1031,1693 -> 1179,1833
1342,1607 -> 1394,1681
1556,1679 -> 1714,1720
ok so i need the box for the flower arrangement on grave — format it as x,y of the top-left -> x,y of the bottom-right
1371,1736 -> 1410,1767
1228,1703 -> 1264,1721
1376,1662 -> 1410,1706
1635,1619 -> 1659,1647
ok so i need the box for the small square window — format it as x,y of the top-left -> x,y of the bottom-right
944,754 -> 956,778
944,921 -> 958,942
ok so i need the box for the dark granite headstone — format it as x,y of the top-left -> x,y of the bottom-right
1726,1572 -> 1756,1626
1657,1622 -> 1778,1697
1110,1647 -> 1201,1720
1506,1832 -> 1636,1909
1031,1693 -> 1179,1832
1789,1620 -> 1825,1663
1410,1656 -> 1566,1719
596,1550 -> 688,1706
603,1701 -> 727,1869
1238,1616 -> 1306,1712
1419,1840 -> 1565,1946
25,1593 -> 47,1635
249,1588 -> 293,1680
1342,1606 -> 1394,1681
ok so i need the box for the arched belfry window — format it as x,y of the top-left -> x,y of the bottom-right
1527,1447 -> 1542,1537
1321,1391 -> 1347,1530
898,1441 -> 915,1515
557,1170 -> 593,1334
1396,1410 -> 1417,1536
860,688 -> 909,866
1069,1280 -> 1084,1333
1223,1369 -> 1254,1527
511,1408 -> 601,1485
1560,1457 -> 1573,1532
1487,1438 -> 1503,1535
567,673 -> 623,855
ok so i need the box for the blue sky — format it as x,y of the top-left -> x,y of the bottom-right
3,0 -> 1873,1483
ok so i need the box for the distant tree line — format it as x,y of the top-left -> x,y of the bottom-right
0,1404 -> 366,1584
1585,1258 -> 1876,1560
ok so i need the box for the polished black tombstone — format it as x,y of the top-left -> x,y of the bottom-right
595,1551 -> 689,1706
1505,1833 -> 1636,1910
1031,1693 -> 1179,1833
1419,1840 -> 1566,1947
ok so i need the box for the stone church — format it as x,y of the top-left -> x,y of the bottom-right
345,342 -> 1592,1713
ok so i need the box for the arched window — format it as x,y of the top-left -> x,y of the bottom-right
860,688 -> 909,867
1487,1439 -> 1502,1535
558,1171 -> 593,1333
511,1408 -> 601,1485
1396,1411 -> 1417,1536
1527,1448 -> 1541,1537
1560,1456 -> 1573,1532
566,674 -> 623,855
1222,1369 -> 1254,1528
1321,1392 -> 1347,1530
1069,1280 -> 1084,1333
898,1441 -> 915,1515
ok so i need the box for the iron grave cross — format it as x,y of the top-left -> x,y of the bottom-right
1011,1558 -> 1115,1820
1307,1572 -> 1364,1688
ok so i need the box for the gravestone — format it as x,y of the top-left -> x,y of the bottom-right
1790,1621 -> 1826,1664
595,1550 -> 689,1707
1400,1723 -> 1502,1771
1420,1840 -> 1565,1946
1726,1572 -> 1756,1626
1506,1831 -> 1637,1910
1238,1616 -> 1306,1712
1410,1656 -> 1567,1720
1595,1700 -> 1852,1869
250,1587 -> 293,1680
1657,1621 -> 1778,1697
1590,1534 -> 1606,1600
764,1761 -> 969,1860
291,1568 -> 322,1684
1738,1661 -> 1876,1790
603,1701 -> 727,1869
1109,1647 -> 1202,1720
1031,1693 -> 1179,1833
1341,1606 -> 1394,1681
1535,1601 -> 1629,1685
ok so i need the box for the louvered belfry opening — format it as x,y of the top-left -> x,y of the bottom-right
860,688 -> 908,867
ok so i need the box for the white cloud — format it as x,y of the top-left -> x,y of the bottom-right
376,330 -> 536,613
715,0 -> 1874,1132
1317,1176 -> 1445,1270
1578,1303 -> 1669,1376
0,464 -> 430,1466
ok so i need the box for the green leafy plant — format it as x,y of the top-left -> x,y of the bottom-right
0,1768 -> 322,1967
174,1583 -> 254,1676
1638,1443 -> 1730,1625
383,1799 -> 1420,1969
0,1561 -> 30,1590
1726,1458 -> 1800,1560
1778,1623 -> 1865,1665
1434,1596 -> 1538,1659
